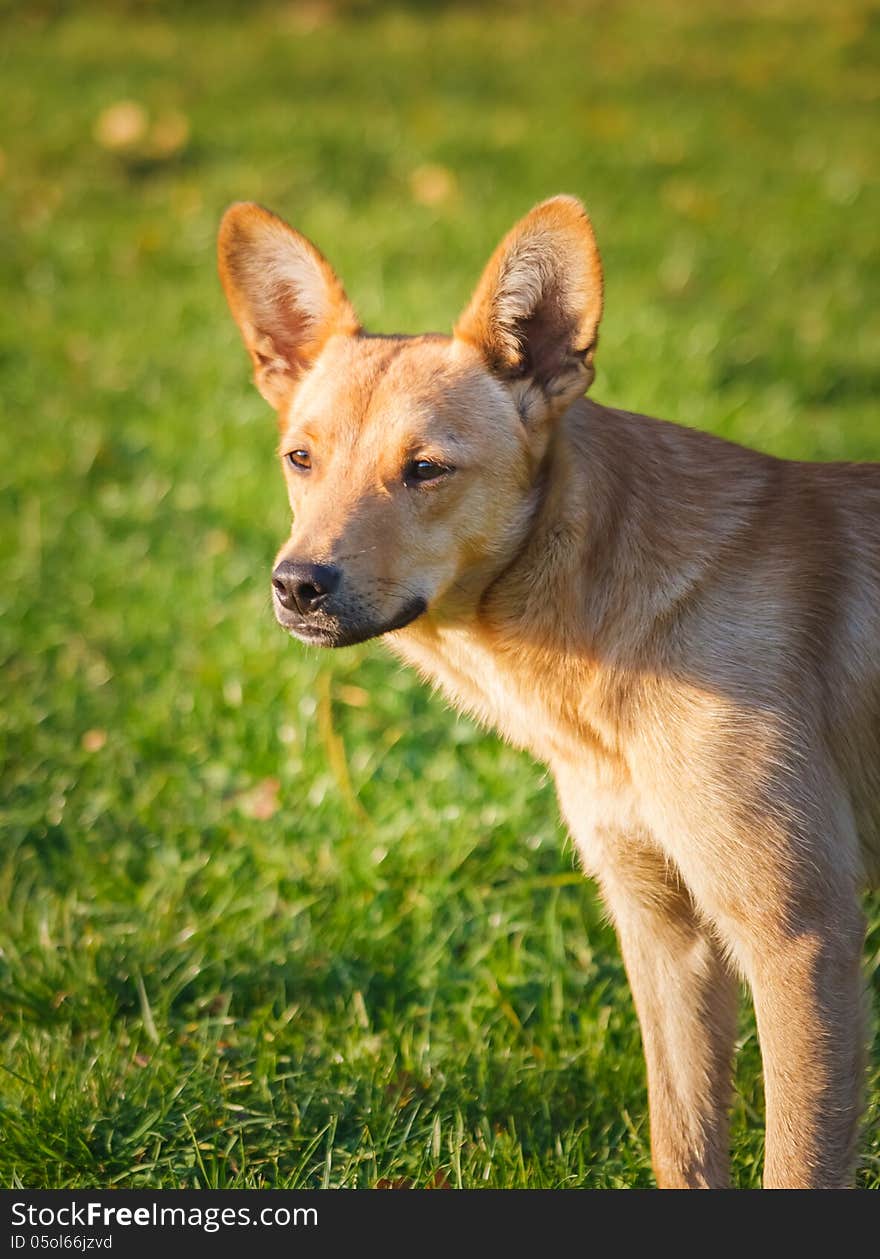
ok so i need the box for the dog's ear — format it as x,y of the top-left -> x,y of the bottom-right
454,196 -> 603,422
218,203 -> 360,409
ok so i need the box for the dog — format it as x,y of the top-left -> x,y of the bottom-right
218,195 -> 878,1188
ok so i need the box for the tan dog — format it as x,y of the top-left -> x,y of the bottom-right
218,196 -> 878,1188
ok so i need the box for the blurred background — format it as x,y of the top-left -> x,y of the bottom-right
1,0 -> 878,1187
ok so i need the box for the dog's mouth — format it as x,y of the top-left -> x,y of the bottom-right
276,595 -> 427,648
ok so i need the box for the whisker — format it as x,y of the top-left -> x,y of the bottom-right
333,544 -> 381,564
373,577 -> 424,601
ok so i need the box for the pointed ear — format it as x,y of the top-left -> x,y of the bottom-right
218,202 -> 360,409
454,196 -> 603,421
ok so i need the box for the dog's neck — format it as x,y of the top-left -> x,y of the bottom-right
391,396 -> 776,762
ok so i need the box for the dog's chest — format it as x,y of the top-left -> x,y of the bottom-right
393,625 -> 604,764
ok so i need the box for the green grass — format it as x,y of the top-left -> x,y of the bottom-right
1,0 -> 879,1188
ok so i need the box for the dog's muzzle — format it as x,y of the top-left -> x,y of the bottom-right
271,560 -> 426,647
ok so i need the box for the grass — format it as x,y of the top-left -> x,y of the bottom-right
1,0 -> 878,1188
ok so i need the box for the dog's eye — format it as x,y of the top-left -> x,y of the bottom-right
405,459 -> 451,486
285,449 -> 311,471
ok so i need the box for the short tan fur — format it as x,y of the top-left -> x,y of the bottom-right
219,196 -> 879,1188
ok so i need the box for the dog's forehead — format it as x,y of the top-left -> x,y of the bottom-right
283,334 -> 490,442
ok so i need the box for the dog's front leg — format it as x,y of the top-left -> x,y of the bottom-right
592,838 -> 739,1188
664,780 -> 867,1189
722,896 -> 866,1189
555,768 -> 738,1187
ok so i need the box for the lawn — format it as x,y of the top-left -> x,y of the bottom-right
1,0 -> 878,1188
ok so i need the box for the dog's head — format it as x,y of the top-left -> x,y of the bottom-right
218,196 -> 603,647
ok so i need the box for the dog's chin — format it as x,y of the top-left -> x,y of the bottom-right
276,596 -> 427,649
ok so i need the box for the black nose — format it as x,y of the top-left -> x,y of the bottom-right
272,560 -> 341,616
